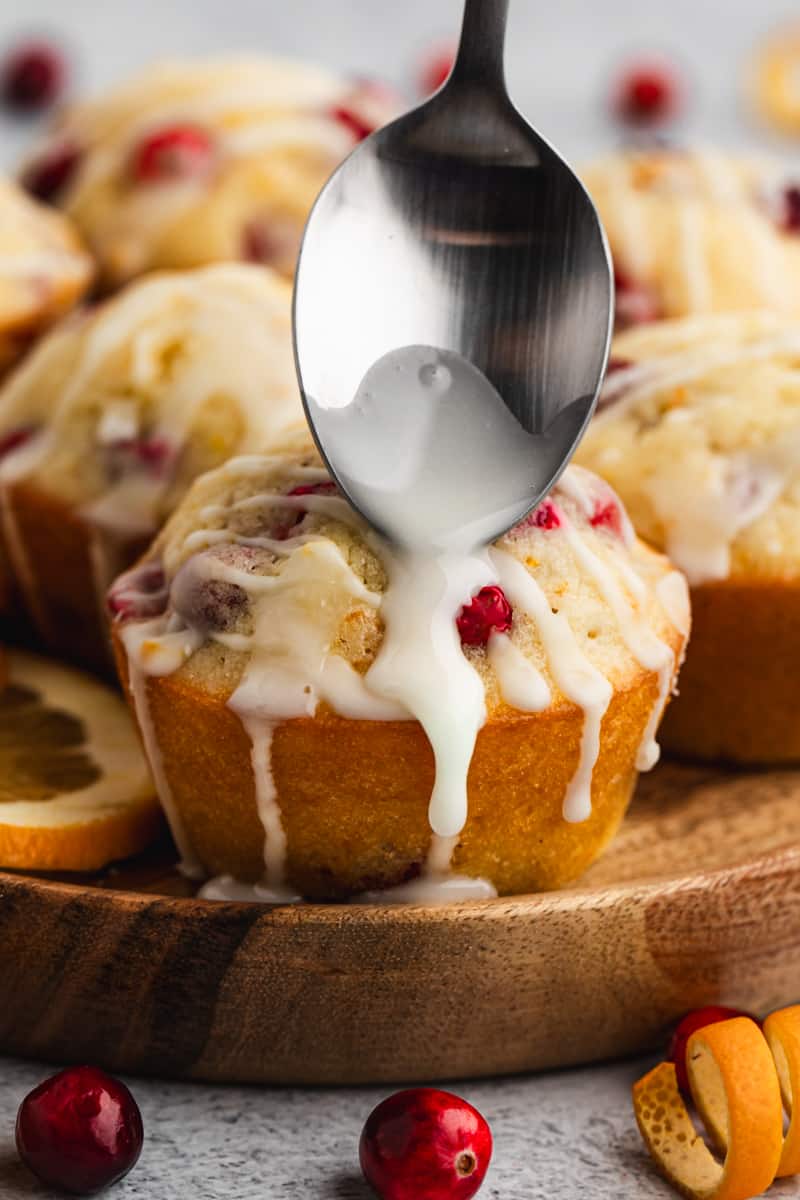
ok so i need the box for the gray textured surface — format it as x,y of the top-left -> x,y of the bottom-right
0,1056 -> 798,1199
0,1055 -> 674,1199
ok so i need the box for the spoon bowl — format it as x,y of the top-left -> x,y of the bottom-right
294,0 -> 613,551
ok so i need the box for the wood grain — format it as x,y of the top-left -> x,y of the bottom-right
0,759 -> 798,1084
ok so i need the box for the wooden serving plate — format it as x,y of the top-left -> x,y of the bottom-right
0,759 -> 798,1085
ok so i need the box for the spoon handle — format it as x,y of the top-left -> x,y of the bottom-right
451,0 -> 510,88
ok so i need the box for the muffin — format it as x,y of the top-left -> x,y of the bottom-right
583,148 -> 800,326
0,177 -> 92,374
0,262 -> 301,670
577,310 -> 800,762
20,56 -> 398,290
110,429 -> 689,900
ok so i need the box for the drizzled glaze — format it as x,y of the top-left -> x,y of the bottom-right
581,313 -> 800,585
117,448 -> 686,899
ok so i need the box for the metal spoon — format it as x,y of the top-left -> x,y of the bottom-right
294,0 -> 613,554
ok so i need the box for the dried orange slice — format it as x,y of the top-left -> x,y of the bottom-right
633,1017 -> 783,1200
0,650 -> 161,870
764,1005 -> 800,1177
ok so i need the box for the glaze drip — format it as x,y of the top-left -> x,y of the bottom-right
117,455 -> 684,896
587,315 -> 800,584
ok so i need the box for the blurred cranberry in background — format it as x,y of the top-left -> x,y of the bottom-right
21,140 -> 82,202
612,57 -> 684,126
131,125 -> 215,182
418,42 -> 456,95
1,39 -> 66,113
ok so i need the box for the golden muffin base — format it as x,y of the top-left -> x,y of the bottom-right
1,481 -> 148,675
114,628 -> 680,898
662,577 -> 800,764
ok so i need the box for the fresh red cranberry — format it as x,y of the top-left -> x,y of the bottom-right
104,435 -> 176,482
130,125 -> 214,183
615,270 -> 661,327
269,480 -> 338,540
457,585 -> 512,646
669,1006 -> 755,1093
169,546 -> 256,633
331,102 -> 374,142
598,360 -> 634,412
132,436 -> 173,472
531,499 -> 561,530
613,61 -> 681,126
107,561 -> 168,620
242,221 -> 273,263
1,41 -> 65,113
16,1065 -> 143,1195
590,499 -> 622,535
240,218 -> 298,270
288,481 -> 337,498
778,185 -> 800,233
21,140 -> 82,202
360,1088 -> 492,1200
513,499 -> 561,534
0,426 -> 36,459
606,357 -> 632,375
419,43 -> 456,95
330,79 -> 396,143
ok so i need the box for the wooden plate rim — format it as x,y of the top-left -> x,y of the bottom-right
1,842 -> 797,922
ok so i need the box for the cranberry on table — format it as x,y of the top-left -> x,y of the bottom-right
1,41 -> 66,113
457,585 -> 513,646
131,125 -> 214,183
613,60 -> 682,126
360,1087 -> 492,1200
16,1065 -> 143,1195
669,1005 -> 755,1093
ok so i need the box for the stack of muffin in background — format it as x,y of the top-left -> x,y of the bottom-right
0,54 -> 401,874
579,147 -> 800,765
0,42 -> 797,901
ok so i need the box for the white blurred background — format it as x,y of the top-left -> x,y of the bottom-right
0,0 -> 798,166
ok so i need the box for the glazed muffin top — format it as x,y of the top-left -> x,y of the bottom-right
0,263 -> 301,539
112,427 -> 689,847
576,310 -> 800,585
20,56 -> 398,288
583,147 -> 800,325
0,177 -> 92,363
